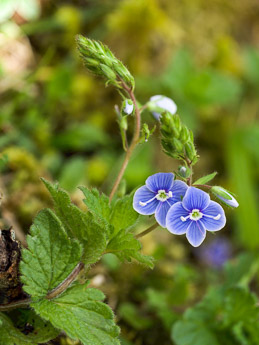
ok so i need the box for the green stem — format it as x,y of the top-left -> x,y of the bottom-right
135,223 -> 158,239
0,262 -> 85,311
192,184 -> 212,189
109,81 -> 141,203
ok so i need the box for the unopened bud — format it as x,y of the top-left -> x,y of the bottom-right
211,186 -> 239,208
148,95 -> 177,120
122,99 -> 134,115
185,142 -> 197,161
100,64 -> 116,80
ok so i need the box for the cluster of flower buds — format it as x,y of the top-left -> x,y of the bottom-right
76,35 -> 135,90
160,112 -> 198,164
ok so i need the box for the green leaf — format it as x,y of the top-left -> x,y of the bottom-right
79,186 -> 111,229
32,283 -> 120,345
223,253 -> 259,287
20,208 -> 83,299
193,172 -> 217,185
0,311 -> 58,345
172,320 -> 220,345
119,303 -> 152,330
109,194 -> 139,234
80,187 -> 139,236
107,229 -> 154,268
223,287 -> 259,326
42,179 -> 107,265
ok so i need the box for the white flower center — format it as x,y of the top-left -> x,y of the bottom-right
181,209 -> 221,222
139,189 -> 172,206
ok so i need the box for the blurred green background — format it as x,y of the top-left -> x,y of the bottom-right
0,0 -> 259,344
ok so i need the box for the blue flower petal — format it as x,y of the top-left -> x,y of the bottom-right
166,202 -> 191,234
146,173 -> 174,193
200,201 -> 226,231
182,187 -> 210,211
170,180 -> 188,203
186,221 -> 206,247
133,186 -> 159,215
155,201 -> 171,228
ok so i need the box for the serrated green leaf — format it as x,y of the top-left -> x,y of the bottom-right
223,287 -> 259,326
107,229 -> 154,268
42,179 -> 107,264
223,253 -> 259,287
80,187 -> 139,236
0,311 -> 58,345
32,283 -> 120,345
20,209 -> 83,299
109,194 -> 139,234
193,172 -> 217,185
79,186 -> 111,228
172,320 -> 220,345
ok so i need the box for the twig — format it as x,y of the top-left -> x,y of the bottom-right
0,262 -> 85,311
192,184 -> 212,189
46,262 -> 84,300
135,223 -> 158,239
109,81 -> 141,202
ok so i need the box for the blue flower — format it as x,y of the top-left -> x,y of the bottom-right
148,95 -> 177,120
166,187 -> 226,247
133,173 -> 188,227
196,237 -> 232,268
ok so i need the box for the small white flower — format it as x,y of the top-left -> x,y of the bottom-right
148,95 -> 177,120
123,100 -> 134,115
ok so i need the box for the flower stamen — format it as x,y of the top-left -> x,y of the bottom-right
139,190 -> 173,206
181,215 -> 191,222
139,195 -> 157,206
204,213 -> 221,220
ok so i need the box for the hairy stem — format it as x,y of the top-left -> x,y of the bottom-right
109,82 -> 141,202
0,262 -> 84,311
135,223 -> 158,239
186,160 -> 193,186
0,297 -> 31,311
46,262 -> 84,299
192,184 -> 212,189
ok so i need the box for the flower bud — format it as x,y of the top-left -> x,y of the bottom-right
147,95 -> 177,120
180,126 -> 190,143
211,186 -> 239,208
172,138 -> 184,153
100,64 -> 117,81
122,99 -> 134,115
184,142 -> 197,162
178,166 -> 191,178
76,35 -> 135,89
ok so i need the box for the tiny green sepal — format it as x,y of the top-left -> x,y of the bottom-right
140,123 -> 156,143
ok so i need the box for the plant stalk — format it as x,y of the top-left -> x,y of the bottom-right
135,223 -> 158,239
0,262 -> 85,311
109,81 -> 141,202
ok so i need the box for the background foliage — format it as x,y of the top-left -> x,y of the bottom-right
0,0 -> 259,344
